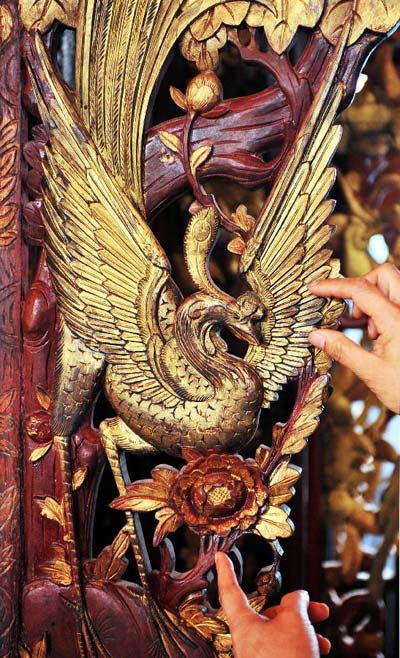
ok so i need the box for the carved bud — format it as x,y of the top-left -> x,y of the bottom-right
185,71 -> 222,114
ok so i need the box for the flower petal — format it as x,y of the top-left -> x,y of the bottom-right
255,444 -> 271,471
181,447 -> 204,463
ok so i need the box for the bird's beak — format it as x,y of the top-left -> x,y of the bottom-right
228,319 -> 262,346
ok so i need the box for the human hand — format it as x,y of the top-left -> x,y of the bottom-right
308,263 -> 400,414
215,552 -> 331,658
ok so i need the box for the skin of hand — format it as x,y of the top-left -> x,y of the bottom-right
215,552 -> 331,658
308,263 -> 400,414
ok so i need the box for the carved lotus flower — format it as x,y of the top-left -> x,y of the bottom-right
185,71 -> 222,113
111,446 -> 300,546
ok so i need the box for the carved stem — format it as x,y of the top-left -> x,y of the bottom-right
54,436 -> 89,658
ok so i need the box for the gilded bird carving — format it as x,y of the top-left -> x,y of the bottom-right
22,18 -> 350,656
25,28 -> 345,459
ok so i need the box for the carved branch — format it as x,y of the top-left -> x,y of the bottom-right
144,31 -> 379,218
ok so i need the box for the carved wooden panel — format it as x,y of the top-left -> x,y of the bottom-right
0,2 -> 399,657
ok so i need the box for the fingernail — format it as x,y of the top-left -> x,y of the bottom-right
308,330 -> 326,349
215,552 -> 224,570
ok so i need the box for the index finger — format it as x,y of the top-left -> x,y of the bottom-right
215,552 -> 253,628
308,277 -> 399,333
362,263 -> 400,306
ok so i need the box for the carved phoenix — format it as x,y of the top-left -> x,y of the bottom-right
25,23 -> 345,458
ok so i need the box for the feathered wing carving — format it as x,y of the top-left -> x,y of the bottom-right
26,34 -> 179,408
75,0 -> 248,199
75,0 -> 190,198
241,29 -> 348,407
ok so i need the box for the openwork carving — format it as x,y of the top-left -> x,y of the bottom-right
320,31 -> 400,657
0,1 -> 398,657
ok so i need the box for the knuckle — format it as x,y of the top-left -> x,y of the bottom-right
381,262 -> 399,277
329,339 -> 344,363
356,277 -> 372,293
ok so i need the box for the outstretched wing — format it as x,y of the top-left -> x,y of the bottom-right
241,29 -> 348,408
26,34 -> 176,401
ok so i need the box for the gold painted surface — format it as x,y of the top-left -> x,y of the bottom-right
25,19 -> 348,457
19,1 -> 400,654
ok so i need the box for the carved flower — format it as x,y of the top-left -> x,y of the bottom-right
185,71 -> 222,114
24,410 -> 51,444
111,446 -> 300,546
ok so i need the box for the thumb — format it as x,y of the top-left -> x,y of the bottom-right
215,552 -> 253,628
309,328 -> 378,386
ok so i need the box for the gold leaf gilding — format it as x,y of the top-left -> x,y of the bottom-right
190,144 -> 212,175
37,496 -> 65,526
321,0 -> 400,46
0,6 -> 13,44
41,545 -> 72,587
30,443 -> 52,463
19,0 -> 79,32
247,0 -> 324,54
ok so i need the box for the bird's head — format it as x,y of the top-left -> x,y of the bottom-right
225,292 -> 264,346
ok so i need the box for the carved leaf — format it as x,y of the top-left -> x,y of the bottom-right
19,0 -> 79,32
0,543 -> 15,576
1,147 -> 17,177
231,204 -> 256,232
275,375 -> 328,455
19,647 -> 30,658
158,130 -> 182,154
321,0 -> 400,46
0,204 -> 17,231
37,496 -> 64,526
246,0 -> 324,54
0,438 -> 18,458
179,594 -> 227,640
191,9 -> 225,41
153,507 -> 182,546
87,529 -> 130,582
181,27 -> 227,70
0,413 -> 15,433
190,2 -> 249,41
0,118 -> 18,245
36,387 -> 51,411
227,236 -> 246,254
41,545 -> 72,587
30,443 -> 52,464
0,485 -> 17,531
254,504 -> 293,540
0,390 -> 15,414
255,444 -> 271,471
170,85 -> 188,110
72,466 -> 87,491
0,5 -> 13,43
190,144 -> 212,175
32,634 -> 47,658
0,118 -> 18,146
217,2 -> 250,26
110,468 -> 174,512
268,458 -> 302,505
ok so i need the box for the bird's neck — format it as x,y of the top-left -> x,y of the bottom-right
174,293 -> 247,389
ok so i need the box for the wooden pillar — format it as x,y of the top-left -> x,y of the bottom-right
0,1 -> 24,656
